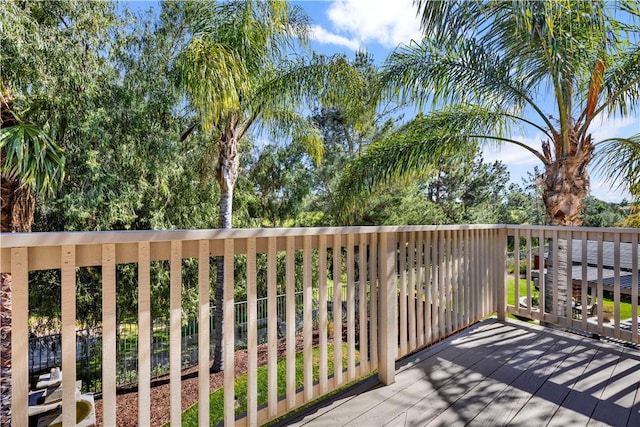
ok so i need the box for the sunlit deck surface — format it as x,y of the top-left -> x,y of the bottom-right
285,319 -> 640,427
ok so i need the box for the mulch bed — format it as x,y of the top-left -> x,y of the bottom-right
93,335 -> 316,427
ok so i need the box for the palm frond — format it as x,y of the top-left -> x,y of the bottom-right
380,38 -> 552,131
175,37 -> 248,132
0,122 -> 65,196
593,135 -> 640,195
334,106 -> 532,222
256,108 -> 323,165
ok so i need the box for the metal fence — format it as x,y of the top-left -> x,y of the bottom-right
28,287 -> 349,392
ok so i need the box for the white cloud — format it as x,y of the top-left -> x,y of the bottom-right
589,116 -> 639,142
310,25 -> 360,51
313,0 -> 422,49
482,133 -> 543,166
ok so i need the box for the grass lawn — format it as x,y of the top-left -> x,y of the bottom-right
180,343 -> 358,426
507,276 -> 634,320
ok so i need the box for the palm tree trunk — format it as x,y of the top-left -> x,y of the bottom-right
542,148 -> 590,318
211,132 -> 239,373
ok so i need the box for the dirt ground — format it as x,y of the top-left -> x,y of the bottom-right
94,336 -> 312,427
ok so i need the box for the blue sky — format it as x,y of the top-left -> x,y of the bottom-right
297,0 -> 638,203
127,0 -> 638,202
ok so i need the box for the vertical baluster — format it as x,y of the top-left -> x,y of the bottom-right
408,231 -> 416,352
246,238 -> 257,426
346,234 -> 356,380
581,232 -> 588,331
333,234 -> 342,386
597,234 -> 604,334
632,234 -> 638,343
170,241 -> 182,425
399,232 -> 407,357
369,233 -> 378,369
61,245 -> 77,426
303,236 -> 313,402
318,235 -> 328,393
358,234 -> 368,373
11,248 -> 29,427
614,233 -> 621,338
223,239 -> 235,425
138,242 -> 151,425
285,236 -> 296,410
102,244 -> 116,426
423,231 -> 431,344
267,237 -> 277,417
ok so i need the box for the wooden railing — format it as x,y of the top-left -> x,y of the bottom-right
0,224 -> 569,426
504,225 -> 640,345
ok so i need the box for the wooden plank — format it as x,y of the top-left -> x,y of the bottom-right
346,233 -> 356,380
467,332 -> 582,426
318,235 -> 328,393
346,322 -> 543,426
439,230 -> 446,338
513,229 -> 520,314
506,338 -> 600,425
445,229 -> 452,335
581,231 -> 589,331
589,348 -> 640,426
408,232 -> 416,351
10,248 -> 29,427
138,242 -> 151,425
614,233 -> 621,338
378,232 -> 396,385
432,231 -> 440,341
61,245 -> 77,427
419,231 -> 428,346
552,229 -> 559,320
416,231 -> 425,346
418,231 -> 433,346
429,333 -> 568,426
497,229 -> 507,322
463,229 -> 470,327
597,234 -> 604,334
303,235 -> 313,402
454,229 -> 462,330
333,234 -> 343,386
547,345 -> 624,426
369,233 -> 378,370
538,229 -> 546,315
223,239 -> 235,426
633,234 -> 638,344
170,240 -> 182,426
267,237 -> 277,417
246,238 -> 257,426
525,229 -> 532,317
565,230 -> 573,324
399,232 -> 407,357
286,235 -> 296,409
358,234 -> 369,373
102,243 -> 117,426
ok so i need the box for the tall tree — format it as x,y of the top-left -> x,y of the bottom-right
337,0 -> 640,316
174,0 -> 329,371
1,0 -> 113,422
1,89 -> 65,427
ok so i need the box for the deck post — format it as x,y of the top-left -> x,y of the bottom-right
497,227 -> 507,321
378,231 -> 397,385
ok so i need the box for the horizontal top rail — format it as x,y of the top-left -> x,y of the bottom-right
0,224 -> 505,249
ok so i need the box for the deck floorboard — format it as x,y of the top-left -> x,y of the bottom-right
283,318 -> 640,427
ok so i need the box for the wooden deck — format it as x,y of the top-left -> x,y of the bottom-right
285,319 -> 640,427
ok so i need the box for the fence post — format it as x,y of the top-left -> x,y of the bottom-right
497,227 -> 508,322
378,231 -> 397,386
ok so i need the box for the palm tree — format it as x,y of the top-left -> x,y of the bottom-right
337,1 -> 640,315
174,0 -> 359,371
0,87 -> 64,425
